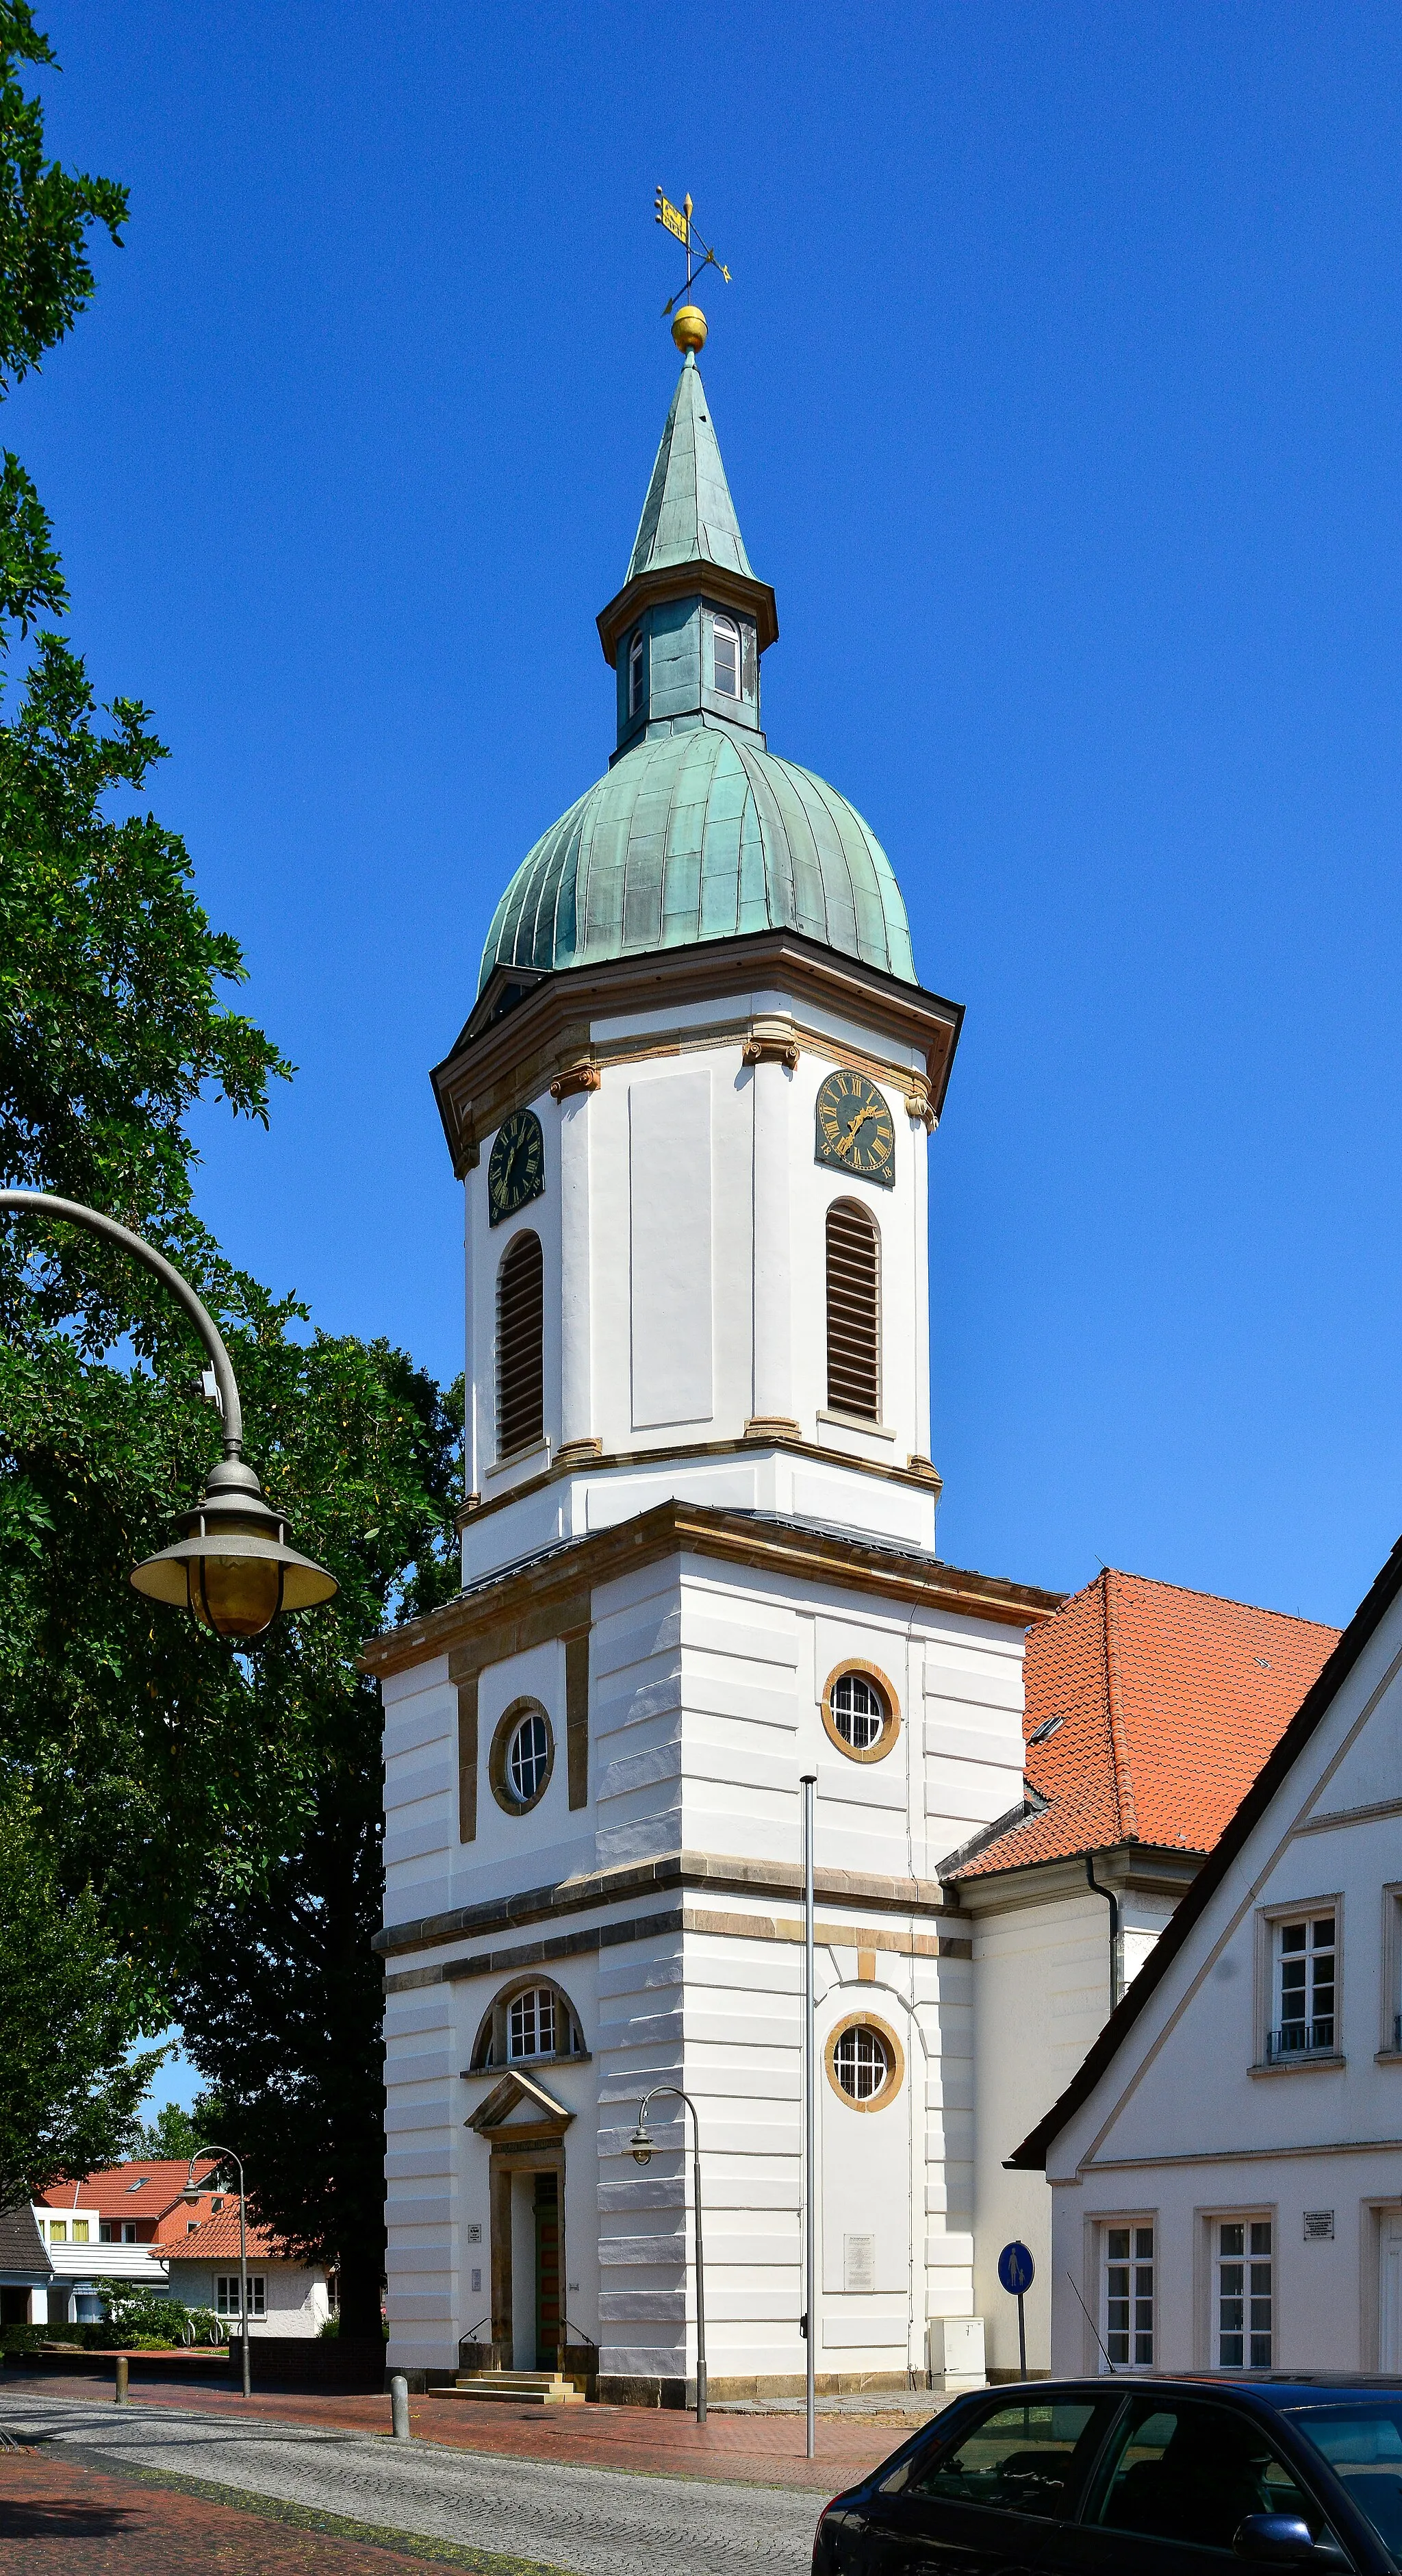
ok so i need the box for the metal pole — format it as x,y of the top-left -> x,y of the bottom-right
802,1770 -> 817,2461
0,1189 -> 246,1457
238,2169 -> 250,2399
1017,2290 -> 1027,2379
690,2097 -> 706,2427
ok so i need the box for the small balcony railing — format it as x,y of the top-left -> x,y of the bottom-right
1265,2019 -> 1336,2062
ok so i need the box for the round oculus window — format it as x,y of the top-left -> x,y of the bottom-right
509,1710 -> 550,1804
825,2013 -> 904,2111
487,1700 -> 555,1814
821,1662 -> 899,1763
832,1672 -> 884,1750
834,2024 -> 890,2100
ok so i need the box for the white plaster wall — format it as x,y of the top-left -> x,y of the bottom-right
1047,1587 -> 1402,2378
385,1976 -> 459,2373
164,2262 -> 327,2336
382,1654 -> 455,1923
969,1886 -> 1179,2375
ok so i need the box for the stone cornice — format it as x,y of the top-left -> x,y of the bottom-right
431,931 -> 963,1178
596,559 -> 779,666
456,1430 -> 942,1539
952,1844 -> 1205,1917
360,1496 -> 1063,1682
375,1846 -> 968,1962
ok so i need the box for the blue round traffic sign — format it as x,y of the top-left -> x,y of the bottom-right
997,2240 -> 1035,2297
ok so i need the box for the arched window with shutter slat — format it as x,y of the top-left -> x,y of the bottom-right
496,1230 -> 544,1457
826,1199 -> 880,1420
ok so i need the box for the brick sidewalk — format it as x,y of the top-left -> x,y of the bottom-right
3,2367 -> 921,2490
0,2447 -> 570,2575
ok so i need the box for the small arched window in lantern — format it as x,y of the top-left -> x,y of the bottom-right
628,627 -> 646,717
711,613 -> 739,699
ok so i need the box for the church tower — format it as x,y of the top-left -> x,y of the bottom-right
368,311 -> 1058,2403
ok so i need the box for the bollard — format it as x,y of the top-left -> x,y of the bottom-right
114,2355 -> 128,2405
390,2373 -> 411,2441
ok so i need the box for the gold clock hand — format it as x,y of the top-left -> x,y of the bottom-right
840,1102 -> 878,1151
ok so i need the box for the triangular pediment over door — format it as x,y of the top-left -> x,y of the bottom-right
466,2069 -> 574,2140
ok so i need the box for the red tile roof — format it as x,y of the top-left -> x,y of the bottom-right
34,2158 -> 220,2221
165,2208 -> 293,2262
948,1568 -> 1340,1880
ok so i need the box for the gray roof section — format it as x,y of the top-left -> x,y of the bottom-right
0,2201 -> 51,2275
626,354 -> 756,584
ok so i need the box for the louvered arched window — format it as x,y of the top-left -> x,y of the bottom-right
826,1199 -> 880,1420
496,1230 -> 544,1457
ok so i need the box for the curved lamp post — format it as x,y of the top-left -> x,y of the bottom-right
631,2086 -> 707,2425
181,2146 -> 251,2396
0,1189 -> 336,1640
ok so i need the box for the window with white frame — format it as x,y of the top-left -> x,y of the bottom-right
628,627 -> 645,717
833,2023 -> 891,2101
216,2275 -> 266,2319
1215,2218 -> 1272,2367
1269,1911 -> 1336,2060
507,1708 -> 550,1805
831,1672 -> 885,1752
711,613 -> 739,698
1104,2223 -> 1154,2368
507,1985 -> 557,2062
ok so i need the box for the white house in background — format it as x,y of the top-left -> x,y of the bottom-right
166,2208 -> 333,2338
1014,1531 -> 1402,2377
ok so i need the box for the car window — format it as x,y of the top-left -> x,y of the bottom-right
900,2397 -> 1117,2520
1094,2397 -> 1323,2553
1292,2403 -> 1402,2553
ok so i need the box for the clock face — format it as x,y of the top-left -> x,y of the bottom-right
815,1069 -> 896,1187
487,1108 -> 546,1226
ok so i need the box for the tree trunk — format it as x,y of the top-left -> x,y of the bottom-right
336,2245 -> 383,2345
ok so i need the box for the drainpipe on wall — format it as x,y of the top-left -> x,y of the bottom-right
1085,1854 -> 1123,2012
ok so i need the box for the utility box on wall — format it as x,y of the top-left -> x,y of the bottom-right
928,2315 -> 986,2391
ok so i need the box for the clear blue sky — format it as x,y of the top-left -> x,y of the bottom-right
24,2 -> 1402,1634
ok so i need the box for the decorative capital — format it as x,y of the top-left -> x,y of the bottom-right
554,1437 -> 603,1468
743,1019 -> 800,1071
550,1061 -> 601,1102
904,1084 -> 936,1131
744,1415 -> 802,1442
906,1455 -> 943,1489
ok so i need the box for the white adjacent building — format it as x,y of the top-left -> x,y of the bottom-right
1015,1533 -> 1402,2378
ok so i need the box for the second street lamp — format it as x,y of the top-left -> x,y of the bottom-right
181,2146 -> 251,2397
632,2086 -> 708,2425
0,1189 -> 336,1640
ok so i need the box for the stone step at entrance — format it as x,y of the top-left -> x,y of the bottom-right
431,2370 -> 587,2407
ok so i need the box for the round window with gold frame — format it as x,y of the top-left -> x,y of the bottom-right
824,2013 -> 904,2111
821,1660 -> 900,1764
487,1698 -> 555,1815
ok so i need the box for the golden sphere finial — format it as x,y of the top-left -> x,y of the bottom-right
671,303 -> 706,354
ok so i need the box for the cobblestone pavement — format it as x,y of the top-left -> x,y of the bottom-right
0,2369 -> 921,2490
0,2443 -> 574,2576
0,2388 -> 867,2576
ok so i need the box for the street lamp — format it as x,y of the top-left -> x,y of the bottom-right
0,1189 -> 336,1641
181,2146 -> 251,2398
631,2086 -> 708,2425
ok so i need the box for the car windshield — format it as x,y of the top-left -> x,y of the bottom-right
883,2397 -> 1117,2520
1292,2403 -> 1402,2553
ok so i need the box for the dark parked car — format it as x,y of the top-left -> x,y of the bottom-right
812,2379 -> 1402,2575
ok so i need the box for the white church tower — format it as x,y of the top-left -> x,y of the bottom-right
367,305 -> 1059,2402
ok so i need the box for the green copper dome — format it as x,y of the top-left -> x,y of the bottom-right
479,729 -> 914,988
478,351 -> 917,995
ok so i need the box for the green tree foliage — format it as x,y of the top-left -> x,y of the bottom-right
0,13 -> 465,2323
127,2095 -> 222,2164
0,1782 -> 162,2203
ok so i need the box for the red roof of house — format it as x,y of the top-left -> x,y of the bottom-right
948,1568 -> 1339,1880
166,2208 -> 292,2262
34,2158 -> 220,2220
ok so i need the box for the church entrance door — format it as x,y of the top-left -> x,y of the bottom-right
534,2171 -> 561,2371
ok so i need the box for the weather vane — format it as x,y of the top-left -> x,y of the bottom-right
654,188 -> 730,350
